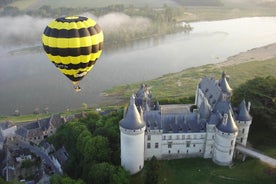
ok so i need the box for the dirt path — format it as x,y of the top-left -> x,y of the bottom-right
216,43 -> 276,68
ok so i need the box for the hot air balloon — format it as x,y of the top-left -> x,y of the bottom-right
42,16 -> 104,92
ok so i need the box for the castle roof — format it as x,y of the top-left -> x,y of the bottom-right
237,100 -> 252,121
199,97 -> 211,119
143,105 -> 206,133
216,110 -> 238,133
218,71 -> 232,94
119,95 -> 146,130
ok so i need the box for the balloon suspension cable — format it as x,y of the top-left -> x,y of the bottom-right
73,82 -> 81,92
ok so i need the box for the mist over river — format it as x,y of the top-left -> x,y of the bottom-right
1,17 -> 276,115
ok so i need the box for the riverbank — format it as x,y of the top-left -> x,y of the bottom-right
216,42 -> 276,68
101,42 -> 276,106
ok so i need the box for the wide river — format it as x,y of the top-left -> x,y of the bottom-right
1,17 -> 276,115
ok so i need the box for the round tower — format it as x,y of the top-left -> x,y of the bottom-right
213,110 -> 238,166
236,100 -> 252,146
119,95 -> 146,174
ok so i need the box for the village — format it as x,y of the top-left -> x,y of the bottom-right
0,113 -> 85,183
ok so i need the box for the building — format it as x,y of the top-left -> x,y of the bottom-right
119,72 -> 252,174
15,114 -> 65,144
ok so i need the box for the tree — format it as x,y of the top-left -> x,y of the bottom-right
232,76 -> 276,146
50,174 -> 85,184
144,156 -> 160,184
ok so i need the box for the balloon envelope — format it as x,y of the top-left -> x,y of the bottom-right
42,16 -> 104,83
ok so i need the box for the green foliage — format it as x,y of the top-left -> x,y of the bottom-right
20,159 -> 33,169
144,156 -> 160,184
50,174 -> 85,184
232,76 -> 276,147
48,109 -> 129,184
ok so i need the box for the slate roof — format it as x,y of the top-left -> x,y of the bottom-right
216,110 -> 238,133
199,98 -> 211,119
119,95 -> 146,130
218,71 -> 232,94
198,76 -> 222,107
237,100 -> 252,121
144,107 -> 206,133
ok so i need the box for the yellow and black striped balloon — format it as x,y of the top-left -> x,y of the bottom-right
42,16 -> 103,83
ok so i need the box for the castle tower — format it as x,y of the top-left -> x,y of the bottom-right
119,95 -> 146,174
236,100 -> 252,146
213,110 -> 238,166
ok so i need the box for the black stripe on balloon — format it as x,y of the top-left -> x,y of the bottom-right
65,74 -> 84,82
56,16 -> 88,23
43,44 -> 102,57
52,59 -> 97,70
43,25 -> 101,38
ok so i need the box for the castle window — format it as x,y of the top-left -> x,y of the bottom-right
169,135 -> 172,140
147,143 -> 151,149
168,150 -> 171,154
231,140 -> 234,146
168,142 -> 172,148
241,138 -> 243,143
199,149 -> 202,152
147,135 -> 151,141
187,135 -> 191,139
242,129 -> 245,133
155,143 -> 159,148
178,150 -> 180,154
193,144 -> 195,147
186,141 -> 191,147
163,135 -> 166,140
229,149 -> 232,155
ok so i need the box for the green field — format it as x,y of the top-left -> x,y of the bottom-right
132,157 -> 276,184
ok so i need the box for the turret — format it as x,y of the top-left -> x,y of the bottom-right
119,95 -> 146,174
219,71 -> 232,101
236,100 -> 252,146
213,110 -> 238,166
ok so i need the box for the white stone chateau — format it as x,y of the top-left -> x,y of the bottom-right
119,71 -> 252,174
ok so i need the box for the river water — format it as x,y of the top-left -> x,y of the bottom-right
1,17 -> 276,115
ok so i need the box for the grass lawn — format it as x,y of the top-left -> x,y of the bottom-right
132,157 -> 276,184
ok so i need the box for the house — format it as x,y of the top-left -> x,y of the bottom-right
15,114 -> 65,144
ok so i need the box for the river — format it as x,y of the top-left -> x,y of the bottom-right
1,17 -> 276,115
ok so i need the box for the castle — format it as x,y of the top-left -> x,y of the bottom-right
119,71 -> 252,174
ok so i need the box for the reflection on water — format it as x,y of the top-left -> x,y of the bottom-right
1,17 -> 276,115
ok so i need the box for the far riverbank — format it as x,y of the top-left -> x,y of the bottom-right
100,42 -> 276,106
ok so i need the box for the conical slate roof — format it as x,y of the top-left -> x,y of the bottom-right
216,110 -> 238,133
119,95 -> 146,130
219,71 -> 232,94
199,97 -> 211,119
237,100 -> 252,121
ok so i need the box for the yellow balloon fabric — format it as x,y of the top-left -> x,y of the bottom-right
42,16 -> 103,82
